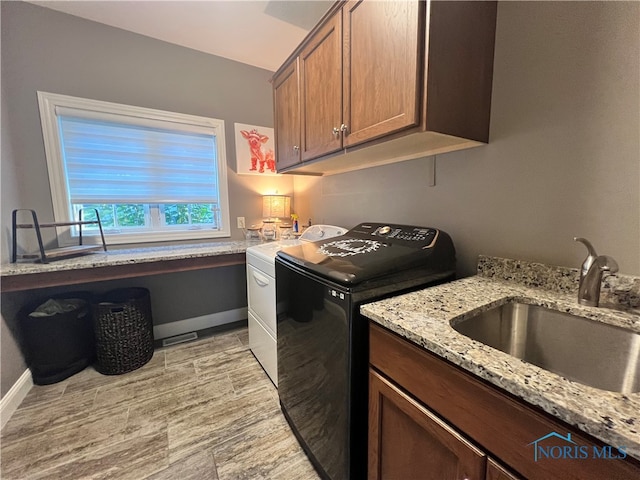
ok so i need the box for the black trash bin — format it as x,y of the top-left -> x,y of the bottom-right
20,292 -> 95,385
92,287 -> 154,375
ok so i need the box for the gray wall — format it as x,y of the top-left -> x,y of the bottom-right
0,2 -> 293,397
2,1 -> 638,399
294,1 -> 640,278
1,27 -> 30,396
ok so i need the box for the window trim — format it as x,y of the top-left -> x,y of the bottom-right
37,91 -> 231,245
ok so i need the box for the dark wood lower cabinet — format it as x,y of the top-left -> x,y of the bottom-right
485,459 -> 521,480
369,322 -> 640,480
369,369 -> 487,480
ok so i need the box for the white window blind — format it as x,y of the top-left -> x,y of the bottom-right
37,91 -> 231,244
57,111 -> 219,205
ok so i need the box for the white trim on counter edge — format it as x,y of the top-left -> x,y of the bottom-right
1,369 -> 33,430
153,307 -> 247,340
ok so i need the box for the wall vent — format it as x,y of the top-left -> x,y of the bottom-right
162,331 -> 198,347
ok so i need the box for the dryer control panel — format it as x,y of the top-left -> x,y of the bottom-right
350,223 -> 438,249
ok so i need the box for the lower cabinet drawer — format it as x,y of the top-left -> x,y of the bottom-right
247,264 -> 276,334
248,311 -> 277,386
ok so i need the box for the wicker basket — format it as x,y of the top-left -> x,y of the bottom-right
92,287 -> 154,375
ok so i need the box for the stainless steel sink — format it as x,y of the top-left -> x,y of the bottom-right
451,302 -> 640,393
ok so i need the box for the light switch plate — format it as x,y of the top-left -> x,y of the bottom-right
237,217 -> 246,228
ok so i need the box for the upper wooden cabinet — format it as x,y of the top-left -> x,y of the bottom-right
342,0 -> 422,148
272,0 -> 498,176
272,59 -> 301,171
299,12 -> 343,161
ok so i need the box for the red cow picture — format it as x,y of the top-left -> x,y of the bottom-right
235,123 -> 277,175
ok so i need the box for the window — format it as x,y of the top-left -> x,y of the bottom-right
38,92 -> 230,245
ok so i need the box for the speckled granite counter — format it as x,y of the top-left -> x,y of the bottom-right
1,240 -> 260,292
361,255 -> 640,460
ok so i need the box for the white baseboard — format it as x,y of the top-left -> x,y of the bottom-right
1,369 -> 33,430
153,307 -> 247,340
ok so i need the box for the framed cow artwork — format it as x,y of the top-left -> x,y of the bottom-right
234,123 -> 278,175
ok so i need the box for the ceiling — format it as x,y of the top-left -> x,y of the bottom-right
29,1 -> 334,72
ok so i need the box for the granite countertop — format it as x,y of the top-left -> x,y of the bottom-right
360,255 -> 640,461
1,240 -> 259,277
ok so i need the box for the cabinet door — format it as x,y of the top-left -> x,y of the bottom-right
300,11 -> 343,161
273,59 -> 301,171
342,0 -> 422,148
369,369 -> 486,480
486,459 -> 522,480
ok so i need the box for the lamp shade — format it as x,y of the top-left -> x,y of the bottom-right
262,195 -> 291,220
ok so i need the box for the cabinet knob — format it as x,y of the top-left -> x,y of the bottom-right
293,145 -> 299,152
340,124 -> 349,134
332,127 -> 340,137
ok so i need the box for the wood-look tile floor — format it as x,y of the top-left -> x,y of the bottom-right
1,326 -> 321,480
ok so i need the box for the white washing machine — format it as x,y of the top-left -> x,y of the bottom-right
246,224 -> 346,386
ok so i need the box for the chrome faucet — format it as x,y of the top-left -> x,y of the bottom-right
574,237 -> 619,307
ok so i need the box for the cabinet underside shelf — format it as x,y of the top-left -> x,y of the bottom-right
280,130 -> 483,176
